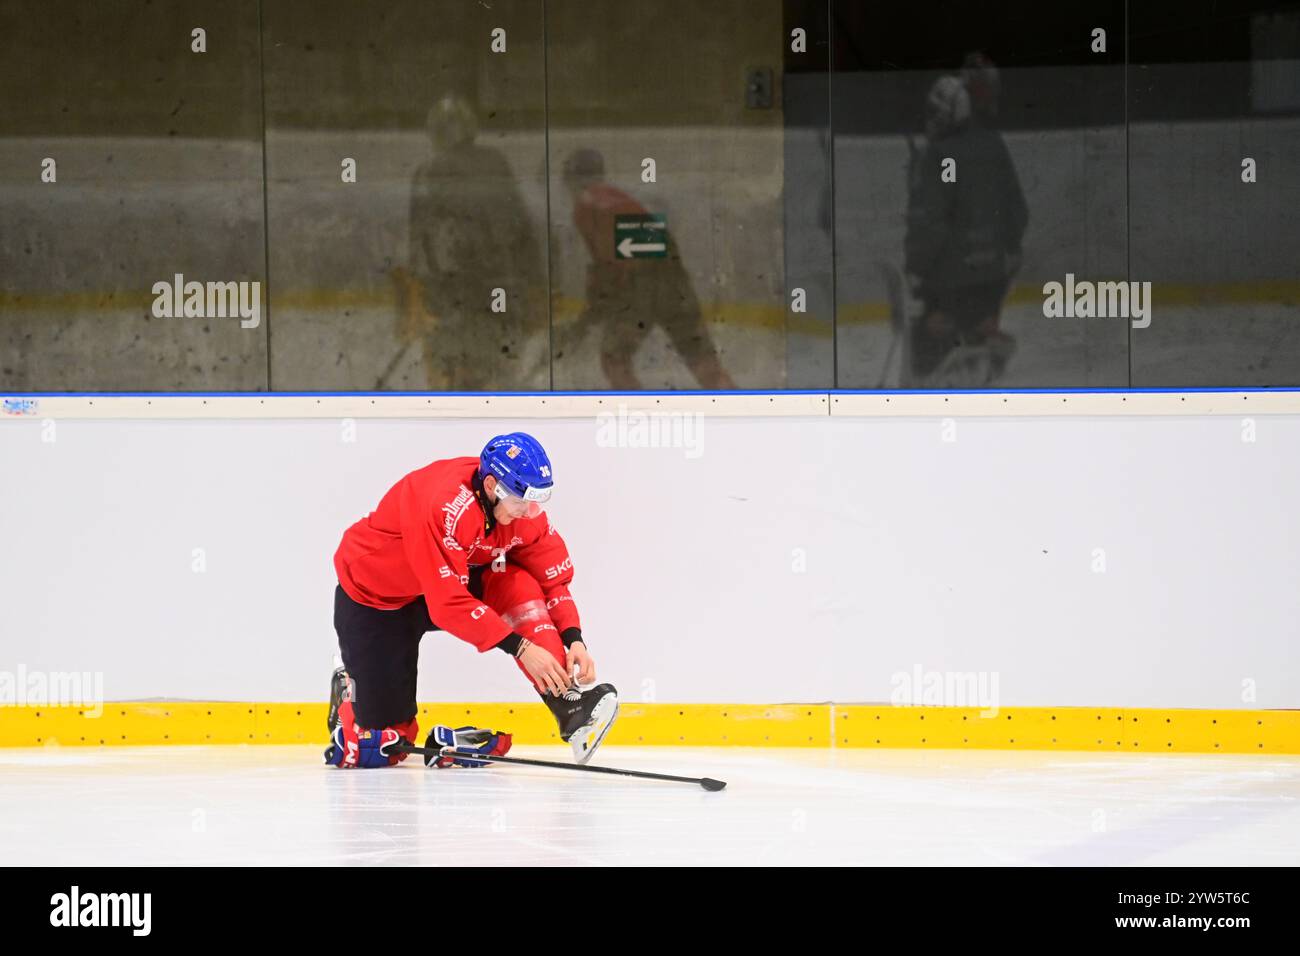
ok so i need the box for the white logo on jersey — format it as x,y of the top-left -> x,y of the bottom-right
544,557 -> 573,580
441,485 -> 475,546
470,605 -> 489,620
437,565 -> 469,584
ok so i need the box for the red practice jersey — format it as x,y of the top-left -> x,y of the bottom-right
334,457 -> 581,651
572,183 -> 646,296
574,182 -> 647,264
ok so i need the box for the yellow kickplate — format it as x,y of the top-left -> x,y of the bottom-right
832,706 -> 1300,754
607,704 -> 829,747
2,703 -> 1296,754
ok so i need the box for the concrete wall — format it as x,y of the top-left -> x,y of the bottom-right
1,1 -> 1296,390
6,118 -> 1298,389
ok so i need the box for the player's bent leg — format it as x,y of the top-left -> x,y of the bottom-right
326,585 -> 423,768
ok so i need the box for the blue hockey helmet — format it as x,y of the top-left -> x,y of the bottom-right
478,432 -> 554,503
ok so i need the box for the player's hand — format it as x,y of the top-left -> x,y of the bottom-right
520,643 -> 571,696
565,641 -> 596,685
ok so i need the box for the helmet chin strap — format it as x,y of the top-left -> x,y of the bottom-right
471,470 -> 499,534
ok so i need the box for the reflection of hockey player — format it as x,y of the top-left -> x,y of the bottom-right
325,433 -> 618,769
401,95 -> 545,390
560,148 -> 735,390
902,69 -> 1027,386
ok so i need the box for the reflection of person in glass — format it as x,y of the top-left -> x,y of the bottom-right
396,94 -> 544,389
560,148 -> 735,390
904,60 -> 1027,385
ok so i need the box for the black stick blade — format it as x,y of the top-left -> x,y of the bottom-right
700,778 -> 727,791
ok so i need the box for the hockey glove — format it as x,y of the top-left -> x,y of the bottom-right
323,700 -> 419,769
424,725 -> 513,768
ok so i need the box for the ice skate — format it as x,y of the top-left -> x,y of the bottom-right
544,682 -> 619,765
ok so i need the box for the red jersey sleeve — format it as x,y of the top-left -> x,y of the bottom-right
510,514 -> 582,635
397,479 -> 513,652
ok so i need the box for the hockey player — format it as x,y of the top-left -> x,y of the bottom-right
558,147 -> 736,391
400,94 -> 546,390
324,432 -> 618,769
903,69 -> 1027,385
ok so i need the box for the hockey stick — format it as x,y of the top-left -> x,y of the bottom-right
392,743 -> 726,791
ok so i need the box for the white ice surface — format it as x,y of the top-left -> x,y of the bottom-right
1,745 -> 1297,866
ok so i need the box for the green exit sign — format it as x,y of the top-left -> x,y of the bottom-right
614,214 -> 668,259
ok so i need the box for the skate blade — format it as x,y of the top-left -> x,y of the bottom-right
570,693 -> 619,766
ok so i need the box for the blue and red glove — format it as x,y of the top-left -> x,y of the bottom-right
425,725 -> 513,768
323,700 -> 419,769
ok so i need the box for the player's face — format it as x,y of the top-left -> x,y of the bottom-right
494,494 -> 541,524
488,477 -> 547,524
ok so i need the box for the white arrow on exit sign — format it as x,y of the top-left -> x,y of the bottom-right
616,236 -> 666,259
